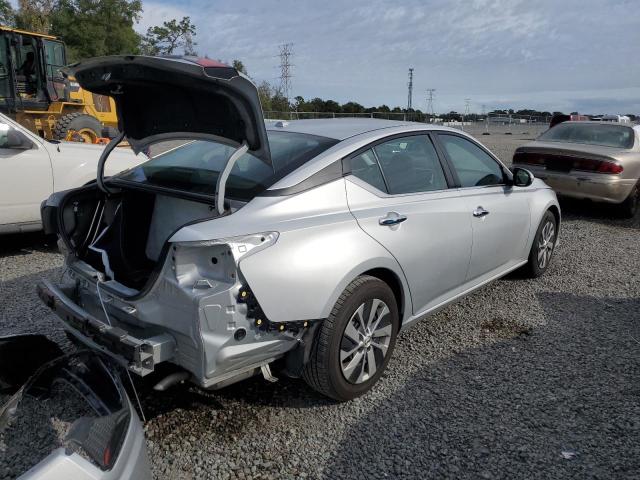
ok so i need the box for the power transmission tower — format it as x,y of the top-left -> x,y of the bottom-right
407,68 -> 414,111
426,89 -> 436,122
278,43 -> 294,104
464,98 -> 471,116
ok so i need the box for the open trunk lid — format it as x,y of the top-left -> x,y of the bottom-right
69,55 -> 271,164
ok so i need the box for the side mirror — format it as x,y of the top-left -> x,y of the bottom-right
512,167 -> 534,187
5,128 -> 34,149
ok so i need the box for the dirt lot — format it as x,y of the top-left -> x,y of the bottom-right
1,129 -> 639,479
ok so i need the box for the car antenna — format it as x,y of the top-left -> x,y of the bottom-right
95,278 -> 147,422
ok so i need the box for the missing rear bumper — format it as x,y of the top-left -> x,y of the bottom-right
37,279 -> 176,376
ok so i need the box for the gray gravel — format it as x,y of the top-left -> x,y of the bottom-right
1,130 -> 639,479
0,382 -> 96,479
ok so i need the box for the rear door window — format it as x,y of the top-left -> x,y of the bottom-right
373,135 -> 448,194
438,134 -> 505,188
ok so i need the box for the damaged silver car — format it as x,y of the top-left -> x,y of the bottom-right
39,56 -> 560,401
0,335 -> 150,479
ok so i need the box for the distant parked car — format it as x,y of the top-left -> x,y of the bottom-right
39,56 -> 560,402
0,114 -> 142,234
513,121 -> 640,217
549,114 -> 589,129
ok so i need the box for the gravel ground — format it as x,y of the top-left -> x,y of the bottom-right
0,382 -> 96,479
1,130 -> 639,479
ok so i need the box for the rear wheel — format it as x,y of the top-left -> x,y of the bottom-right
53,113 -> 103,143
522,210 -> 557,278
303,275 -> 399,401
619,184 -> 639,218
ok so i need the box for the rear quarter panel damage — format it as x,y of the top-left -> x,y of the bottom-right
234,180 -> 412,323
171,178 -> 411,324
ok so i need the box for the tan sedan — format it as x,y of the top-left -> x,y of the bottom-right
513,121 -> 640,217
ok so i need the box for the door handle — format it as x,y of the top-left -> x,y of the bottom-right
473,206 -> 490,217
379,212 -> 407,226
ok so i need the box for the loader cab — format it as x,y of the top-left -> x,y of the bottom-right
0,28 -> 68,113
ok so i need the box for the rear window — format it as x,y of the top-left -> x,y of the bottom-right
115,131 -> 338,200
538,123 -> 635,149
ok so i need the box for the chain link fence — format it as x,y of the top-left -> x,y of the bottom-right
264,111 -> 551,136
264,111 -> 416,121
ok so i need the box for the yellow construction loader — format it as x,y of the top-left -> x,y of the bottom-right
0,26 -> 118,142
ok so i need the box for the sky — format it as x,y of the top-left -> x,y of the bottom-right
136,0 -> 638,114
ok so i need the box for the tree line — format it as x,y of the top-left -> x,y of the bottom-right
0,0 -> 197,61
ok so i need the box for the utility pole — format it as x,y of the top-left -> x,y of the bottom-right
278,43 -> 294,107
482,104 -> 489,133
426,89 -> 436,122
407,68 -> 414,112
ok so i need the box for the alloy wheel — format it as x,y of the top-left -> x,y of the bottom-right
339,298 -> 392,384
537,220 -> 555,269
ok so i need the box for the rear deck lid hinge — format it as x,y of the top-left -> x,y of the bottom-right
215,142 -> 249,215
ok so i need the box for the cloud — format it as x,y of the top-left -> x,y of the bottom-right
136,0 -> 640,113
136,2 -> 191,33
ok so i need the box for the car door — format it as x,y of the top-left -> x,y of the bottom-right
0,120 -> 52,228
435,133 -> 531,281
344,133 -> 473,315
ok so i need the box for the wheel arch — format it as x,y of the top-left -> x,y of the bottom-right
360,267 -> 408,323
547,204 -> 561,231
525,190 -> 561,252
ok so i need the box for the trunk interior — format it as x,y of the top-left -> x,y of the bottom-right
59,185 -> 219,294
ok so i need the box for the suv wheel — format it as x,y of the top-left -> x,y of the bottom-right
523,210 -> 557,278
303,275 -> 399,401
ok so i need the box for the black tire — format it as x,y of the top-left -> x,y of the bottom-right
303,275 -> 399,401
53,113 -> 103,142
618,183 -> 639,219
522,210 -> 557,278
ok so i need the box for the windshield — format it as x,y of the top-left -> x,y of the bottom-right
538,123 -> 635,149
115,130 -> 338,200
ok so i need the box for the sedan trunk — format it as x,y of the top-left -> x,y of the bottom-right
49,184 -> 225,294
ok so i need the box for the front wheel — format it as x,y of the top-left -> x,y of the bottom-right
522,210 -> 557,278
303,275 -> 399,401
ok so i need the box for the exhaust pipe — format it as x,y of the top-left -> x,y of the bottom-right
153,371 -> 190,391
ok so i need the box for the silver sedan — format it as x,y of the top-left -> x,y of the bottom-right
40,56 -> 560,402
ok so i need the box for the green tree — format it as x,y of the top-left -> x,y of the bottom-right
50,0 -> 142,61
15,0 -> 56,33
257,81 -> 273,112
323,100 -> 340,112
270,88 -> 290,113
0,0 -> 15,26
341,101 -> 365,114
142,16 -> 196,55
232,59 -> 247,75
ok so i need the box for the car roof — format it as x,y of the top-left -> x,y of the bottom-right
560,121 -> 635,127
265,118 -> 432,140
